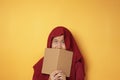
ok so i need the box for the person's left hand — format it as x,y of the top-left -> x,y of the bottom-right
49,70 -> 66,80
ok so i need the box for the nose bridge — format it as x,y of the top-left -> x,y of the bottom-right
57,41 -> 62,48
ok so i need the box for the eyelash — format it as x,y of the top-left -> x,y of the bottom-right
54,40 -> 58,43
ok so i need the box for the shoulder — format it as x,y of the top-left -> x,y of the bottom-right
33,57 -> 44,70
75,60 -> 85,79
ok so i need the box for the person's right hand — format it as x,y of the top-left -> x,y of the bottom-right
49,70 -> 66,80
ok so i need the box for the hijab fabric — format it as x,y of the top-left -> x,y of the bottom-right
33,26 -> 85,80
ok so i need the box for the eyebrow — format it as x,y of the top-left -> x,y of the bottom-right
52,38 -> 58,41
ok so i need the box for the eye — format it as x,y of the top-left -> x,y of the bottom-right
53,39 -> 58,43
61,40 -> 65,43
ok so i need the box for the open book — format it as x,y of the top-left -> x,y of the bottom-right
42,48 -> 73,77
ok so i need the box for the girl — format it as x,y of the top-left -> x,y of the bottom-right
33,26 -> 85,80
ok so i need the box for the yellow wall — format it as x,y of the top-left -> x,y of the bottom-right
0,0 -> 120,80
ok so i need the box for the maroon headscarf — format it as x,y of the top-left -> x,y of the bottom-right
33,26 -> 85,80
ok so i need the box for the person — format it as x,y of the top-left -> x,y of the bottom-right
33,26 -> 85,80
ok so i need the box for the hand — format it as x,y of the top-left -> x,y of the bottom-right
49,70 -> 66,80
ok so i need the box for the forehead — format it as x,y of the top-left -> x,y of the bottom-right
53,35 -> 64,40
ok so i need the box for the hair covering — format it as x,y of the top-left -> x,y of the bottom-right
33,26 -> 85,80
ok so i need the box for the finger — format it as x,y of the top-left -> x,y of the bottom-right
51,70 -> 62,77
54,72 -> 66,80
50,70 -> 62,80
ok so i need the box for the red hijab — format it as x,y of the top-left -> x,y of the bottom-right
33,26 -> 85,80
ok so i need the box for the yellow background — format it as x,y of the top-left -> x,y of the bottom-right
0,0 -> 120,80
